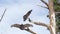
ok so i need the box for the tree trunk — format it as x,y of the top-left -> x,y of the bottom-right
48,0 -> 56,34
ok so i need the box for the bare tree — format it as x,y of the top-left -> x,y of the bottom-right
29,0 -> 56,34
11,0 -> 56,34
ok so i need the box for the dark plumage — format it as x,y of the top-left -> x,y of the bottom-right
23,10 -> 32,21
28,18 -> 32,22
11,24 -> 33,30
11,24 -> 36,34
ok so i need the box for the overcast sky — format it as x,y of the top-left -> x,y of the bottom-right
0,0 -> 50,34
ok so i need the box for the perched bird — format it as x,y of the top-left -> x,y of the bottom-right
23,10 -> 32,21
11,24 -> 36,34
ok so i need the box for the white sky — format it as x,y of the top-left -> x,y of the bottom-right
0,0 -> 50,34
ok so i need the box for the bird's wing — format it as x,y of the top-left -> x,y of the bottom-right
11,24 -> 26,30
11,24 -> 24,30
23,10 -> 32,21
11,24 -> 21,28
24,24 -> 33,27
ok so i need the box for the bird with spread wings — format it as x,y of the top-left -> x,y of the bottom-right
11,24 -> 36,34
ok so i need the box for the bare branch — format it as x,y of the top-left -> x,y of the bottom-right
40,0 -> 48,7
28,18 -> 49,28
0,9 -> 7,22
37,5 -> 48,9
31,21 -> 49,28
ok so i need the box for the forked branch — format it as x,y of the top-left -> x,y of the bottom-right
40,0 -> 48,7
37,5 -> 48,9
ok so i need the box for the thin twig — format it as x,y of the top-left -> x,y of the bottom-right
37,5 -> 48,9
40,0 -> 48,6
40,0 -> 49,9
0,9 -> 7,22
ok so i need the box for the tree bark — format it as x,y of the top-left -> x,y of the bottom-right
48,0 -> 56,34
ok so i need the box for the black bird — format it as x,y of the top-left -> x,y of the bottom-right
23,10 -> 32,21
11,24 -> 36,34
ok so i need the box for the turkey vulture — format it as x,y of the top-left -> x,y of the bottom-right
0,9 -> 6,22
23,10 -> 32,21
11,24 -> 36,34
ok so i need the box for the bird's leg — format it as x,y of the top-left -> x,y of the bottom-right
28,18 -> 32,22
